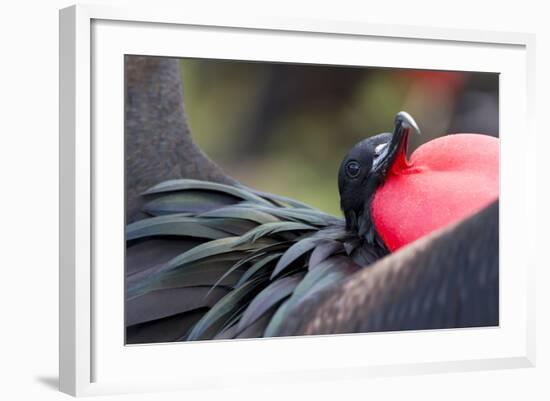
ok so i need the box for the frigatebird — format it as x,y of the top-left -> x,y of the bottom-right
125,110 -> 499,343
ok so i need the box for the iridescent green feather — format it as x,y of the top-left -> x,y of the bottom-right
125,179 -> 367,343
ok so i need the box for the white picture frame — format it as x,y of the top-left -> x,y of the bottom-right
59,4 -> 536,397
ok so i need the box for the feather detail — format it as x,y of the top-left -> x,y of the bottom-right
125,179 -> 379,343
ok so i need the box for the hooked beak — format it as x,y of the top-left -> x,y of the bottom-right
371,111 -> 420,177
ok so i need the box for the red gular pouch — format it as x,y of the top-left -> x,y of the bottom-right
371,133 -> 499,251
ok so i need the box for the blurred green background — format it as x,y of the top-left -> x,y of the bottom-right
180,59 -> 498,216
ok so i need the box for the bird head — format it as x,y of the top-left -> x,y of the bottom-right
338,111 -> 420,236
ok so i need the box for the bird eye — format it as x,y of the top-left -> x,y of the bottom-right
345,160 -> 361,178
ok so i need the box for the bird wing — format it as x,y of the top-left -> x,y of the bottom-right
126,179 -> 377,343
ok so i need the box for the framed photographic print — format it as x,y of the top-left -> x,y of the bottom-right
59,4 -> 536,396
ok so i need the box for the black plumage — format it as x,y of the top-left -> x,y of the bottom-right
124,56 -> 498,344
125,111 -> 497,343
125,180 -> 368,342
275,200 -> 499,336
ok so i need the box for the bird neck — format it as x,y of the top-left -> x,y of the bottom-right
344,198 -> 388,253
